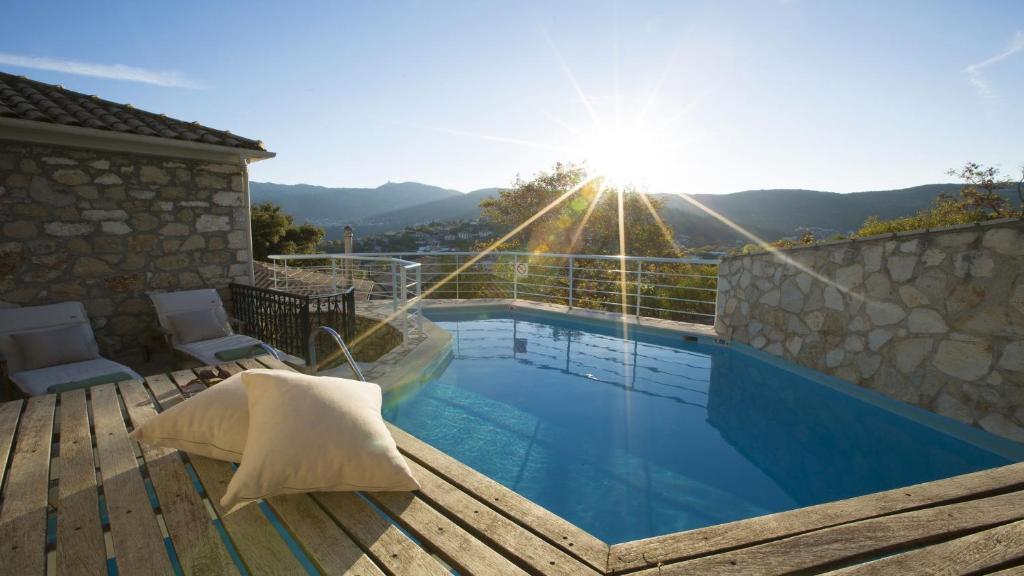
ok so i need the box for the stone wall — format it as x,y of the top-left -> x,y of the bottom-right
0,140 -> 253,355
715,219 -> 1024,442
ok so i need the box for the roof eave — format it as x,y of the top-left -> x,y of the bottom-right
0,117 -> 276,164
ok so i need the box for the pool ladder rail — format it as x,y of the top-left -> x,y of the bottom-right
307,325 -> 366,381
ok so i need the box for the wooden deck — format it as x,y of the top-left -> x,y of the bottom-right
0,356 -> 1021,575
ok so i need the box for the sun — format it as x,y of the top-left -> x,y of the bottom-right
580,122 -> 671,190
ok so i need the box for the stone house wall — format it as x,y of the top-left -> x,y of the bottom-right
715,219 -> 1024,442
0,140 -> 253,356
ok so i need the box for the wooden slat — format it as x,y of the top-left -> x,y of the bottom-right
407,458 -> 600,575
387,422 -> 609,571
235,357 -> 264,371
253,354 -> 292,371
55,390 -> 105,576
0,399 -> 22,486
267,494 -> 385,576
315,492 -> 450,576
0,396 -> 53,576
641,489 -> 1024,576
118,379 -> 239,576
609,461 -> 1024,572
92,383 -> 173,575
152,371 -> 307,576
366,490 -> 529,576
828,518 -> 1024,575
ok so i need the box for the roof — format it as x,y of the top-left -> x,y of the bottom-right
0,70 -> 266,152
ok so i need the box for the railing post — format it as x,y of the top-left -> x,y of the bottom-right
513,254 -> 518,300
416,265 -> 423,334
331,257 -> 338,293
635,260 -> 643,318
400,266 -> 409,347
391,260 -> 399,313
300,294 -> 312,366
455,255 -> 460,300
568,256 -> 574,309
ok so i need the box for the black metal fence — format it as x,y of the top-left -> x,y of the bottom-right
229,283 -> 356,364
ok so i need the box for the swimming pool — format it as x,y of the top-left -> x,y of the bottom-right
381,306 -> 1023,544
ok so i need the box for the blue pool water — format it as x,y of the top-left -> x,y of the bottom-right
382,307 -> 1021,544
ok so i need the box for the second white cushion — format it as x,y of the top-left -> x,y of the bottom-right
221,369 -> 419,512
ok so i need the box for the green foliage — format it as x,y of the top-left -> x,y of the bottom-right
855,162 -> 1022,237
479,163 -> 680,257
250,202 -> 325,260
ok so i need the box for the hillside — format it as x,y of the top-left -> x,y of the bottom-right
249,181 -> 462,226
356,187 -> 501,231
251,179 -> 1017,247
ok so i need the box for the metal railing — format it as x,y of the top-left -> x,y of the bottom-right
267,252 -> 718,325
229,282 -> 356,365
308,325 -> 365,381
266,253 -> 424,341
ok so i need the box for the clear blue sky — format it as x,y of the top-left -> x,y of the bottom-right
3,1 -> 1022,194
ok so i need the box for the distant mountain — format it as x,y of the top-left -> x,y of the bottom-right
249,181 -> 462,226
354,188 -> 501,232
649,184 -> 980,245
251,179 -> 1016,247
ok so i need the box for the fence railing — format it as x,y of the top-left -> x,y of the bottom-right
266,251 -> 718,325
229,282 -> 356,365
265,253 -> 424,341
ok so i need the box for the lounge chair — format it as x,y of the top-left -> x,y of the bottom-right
0,302 -> 142,396
149,288 -> 278,367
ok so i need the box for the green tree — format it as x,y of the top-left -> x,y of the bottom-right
479,163 -> 680,257
855,162 -> 1021,236
250,202 -> 325,260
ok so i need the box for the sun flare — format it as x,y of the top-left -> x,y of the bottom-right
581,123 -> 672,190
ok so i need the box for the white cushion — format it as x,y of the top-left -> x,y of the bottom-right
176,334 -> 262,366
129,372 -> 248,462
11,325 -> 99,370
220,369 -> 419,512
10,358 -> 141,397
168,308 -> 230,344
0,301 -> 99,374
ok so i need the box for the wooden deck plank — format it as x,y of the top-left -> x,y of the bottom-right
0,399 -> 22,487
0,396 -> 54,576
366,490 -> 530,576
387,421 -> 610,571
609,461 -> 1024,572
267,494 -> 385,576
639,488 -> 1024,576
253,354 -> 292,371
55,390 -> 106,576
315,492 -> 451,576
407,458 -> 600,575
152,371 -> 308,576
827,518 -> 1024,575
91,383 -> 173,576
235,357 -> 264,371
119,379 -> 239,576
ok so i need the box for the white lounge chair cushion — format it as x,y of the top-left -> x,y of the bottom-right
176,334 -> 262,367
168,308 -> 231,344
0,301 -> 100,374
9,358 -> 141,397
11,325 -> 99,370
220,369 -> 419,512
130,372 -> 248,462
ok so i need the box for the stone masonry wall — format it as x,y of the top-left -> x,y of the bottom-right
715,219 -> 1024,442
0,140 -> 252,356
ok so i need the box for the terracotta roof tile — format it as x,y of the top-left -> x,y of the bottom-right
0,70 -> 266,152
